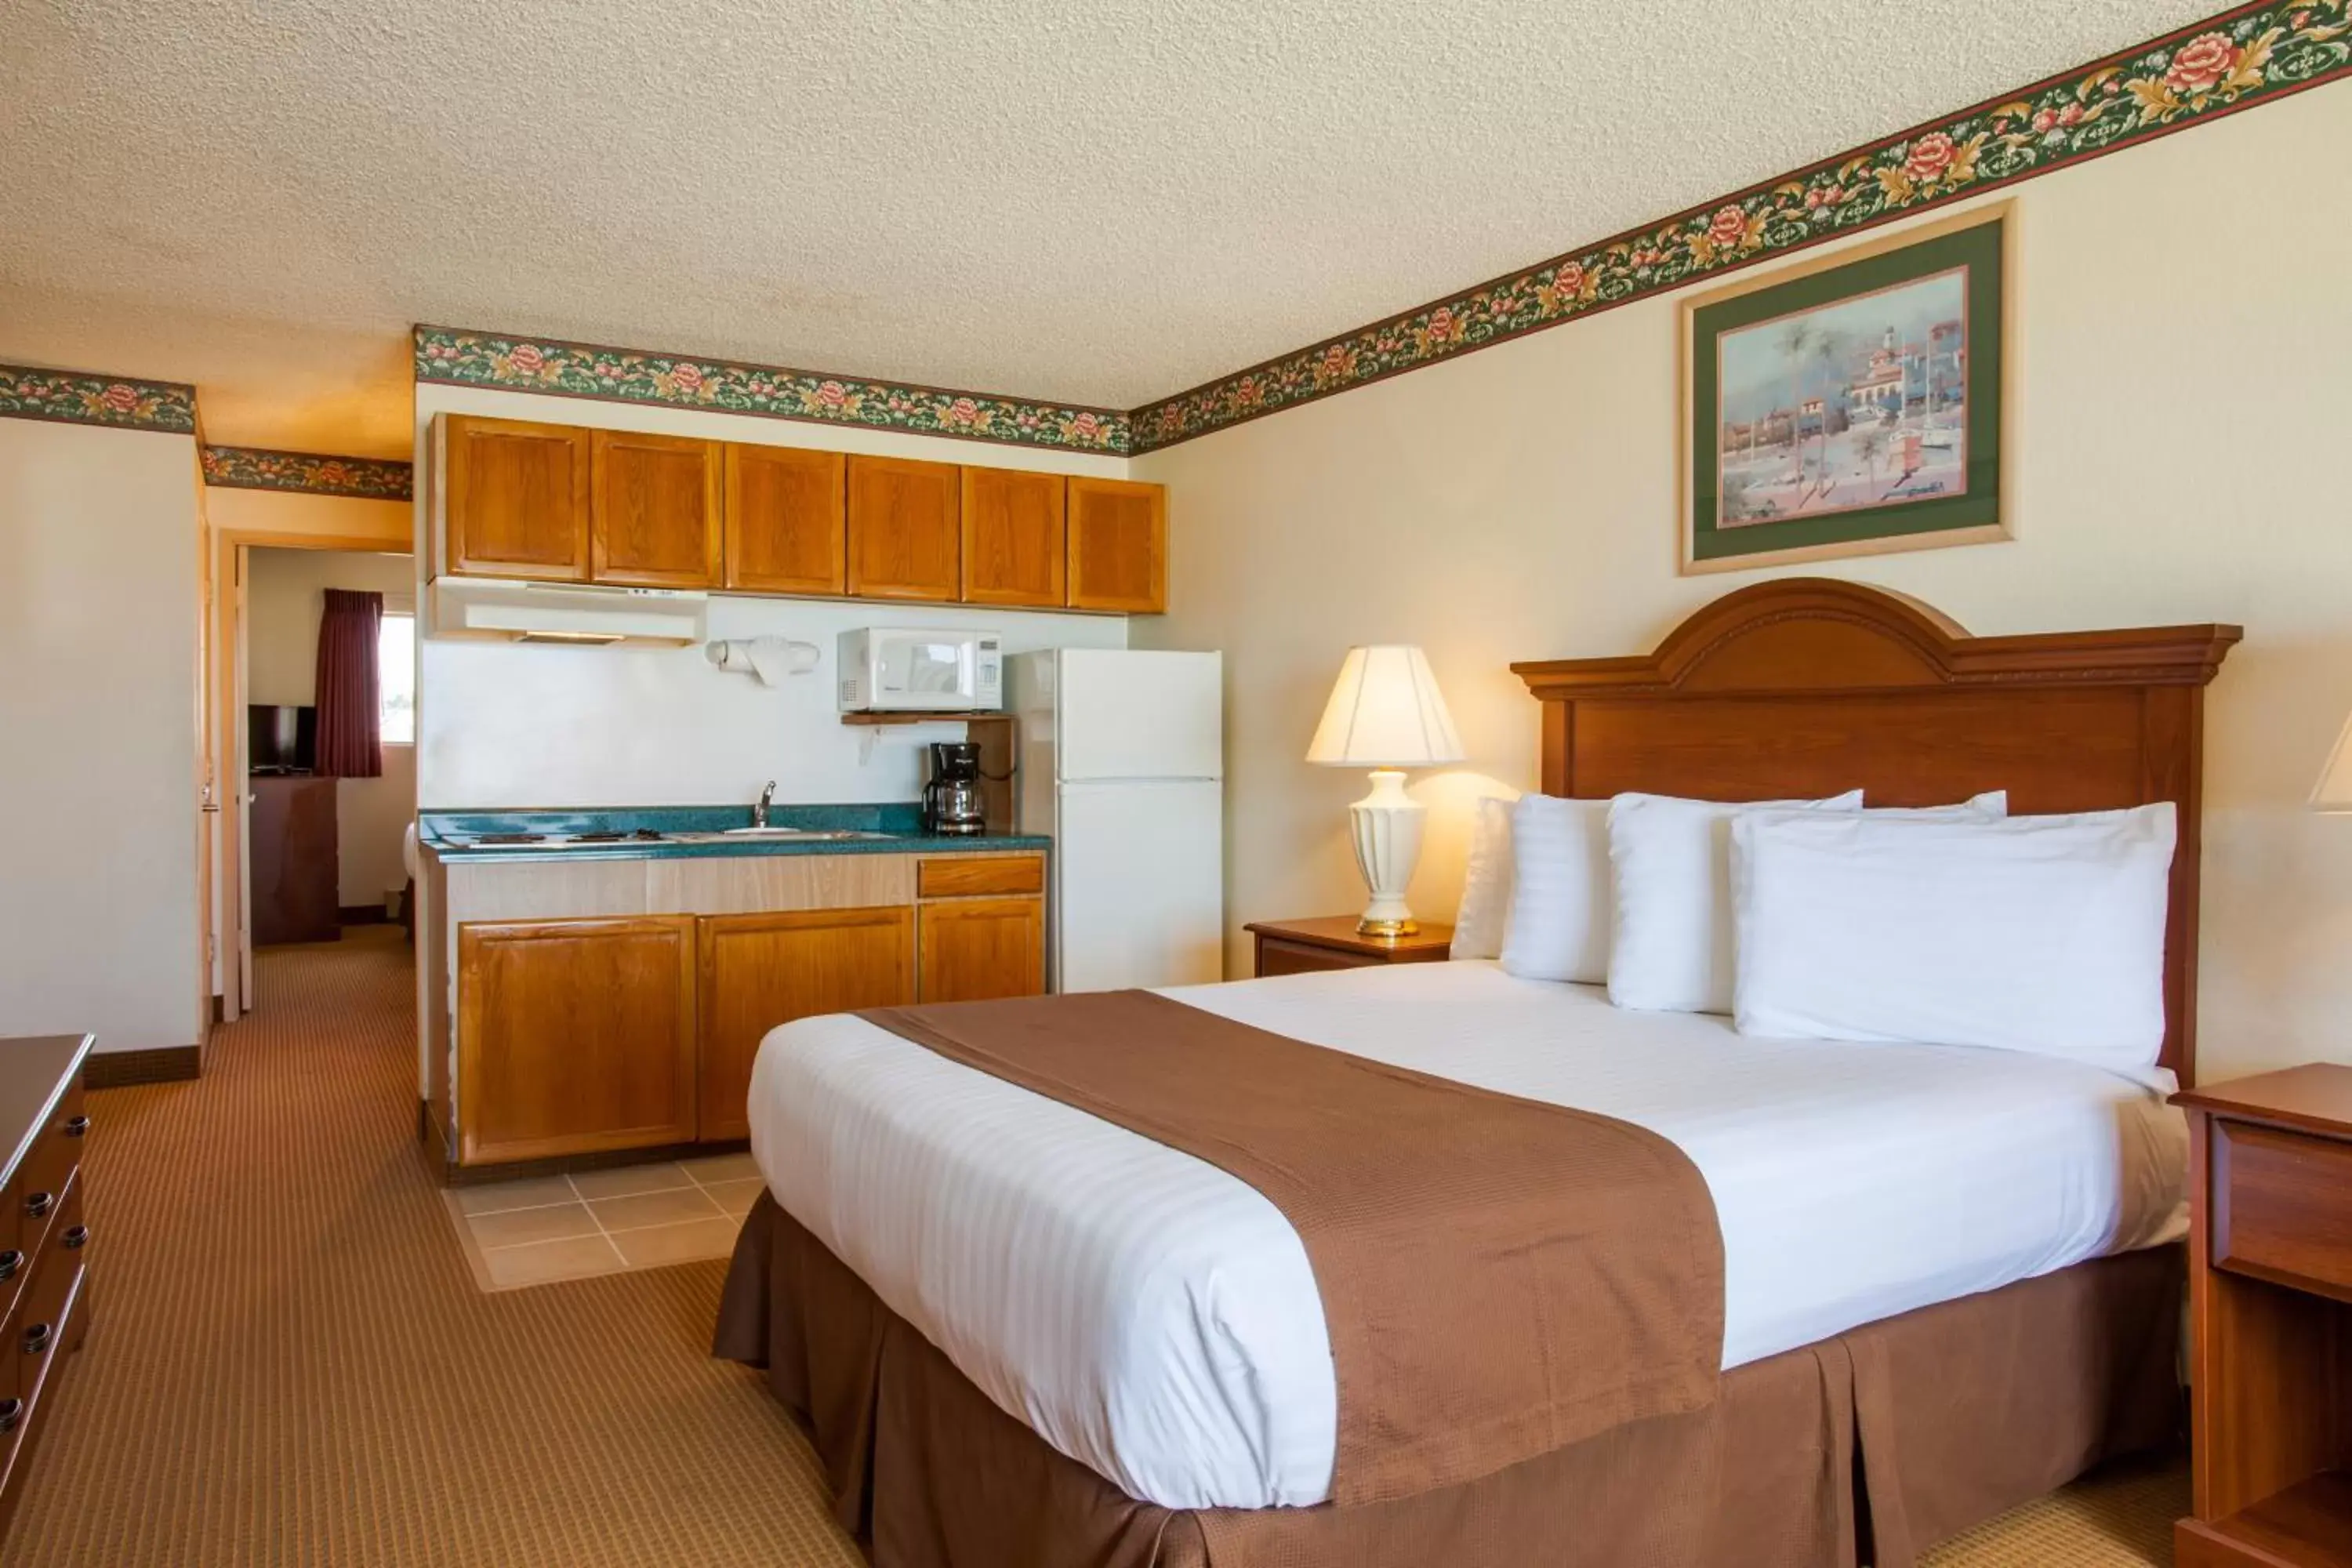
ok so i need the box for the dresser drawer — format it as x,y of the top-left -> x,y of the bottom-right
5,1182 -> 82,1420
2212,1118 -> 2352,1298
1255,937 -> 1376,978
16,1076 -> 84,1265
916,855 -> 1044,898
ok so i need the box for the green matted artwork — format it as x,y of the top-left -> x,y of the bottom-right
1681,204 -> 2014,573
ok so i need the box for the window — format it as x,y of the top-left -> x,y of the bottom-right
378,611 -> 416,746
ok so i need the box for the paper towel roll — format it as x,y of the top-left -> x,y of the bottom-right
705,637 -> 819,686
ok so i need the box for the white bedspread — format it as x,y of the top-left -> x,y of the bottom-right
746,960 -> 2187,1512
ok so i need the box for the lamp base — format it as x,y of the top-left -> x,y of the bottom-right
1345,769 -> 1426,939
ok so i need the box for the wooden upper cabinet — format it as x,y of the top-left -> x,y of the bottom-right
726,444 -> 846,595
1067,477 -> 1167,613
456,916 -> 699,1164
441,415 -> 592,581
846,456 -> 961,601
960,467 -> 1067,607
697,906 -> 913,1142
917,898 -> 1045,1004
590,430 -> 723,587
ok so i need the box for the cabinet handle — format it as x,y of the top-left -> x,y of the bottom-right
24,1192 -> 51,1220
62,1225 -> 88,1251
0,1251 -> 16,1282
0,1399 -> 19,1434
22,1323 -> 49,1357
63,1115 -> 89,1138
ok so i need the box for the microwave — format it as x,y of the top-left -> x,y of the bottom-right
838,628 -> 1004,712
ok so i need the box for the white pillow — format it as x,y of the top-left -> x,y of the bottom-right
1450,795 -> 1517,960
1497,794 -> 1611,982
1868,791 -> 2007,819
1730,804 -> 2176,1075
1606,790 -> 1864,1014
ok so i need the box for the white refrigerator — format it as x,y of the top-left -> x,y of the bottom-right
1010,648 -> 1225,993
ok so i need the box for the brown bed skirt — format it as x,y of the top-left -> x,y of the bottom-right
715,1192 -> 2182,1568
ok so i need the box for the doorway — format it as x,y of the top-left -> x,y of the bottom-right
212,536 -> 416,1019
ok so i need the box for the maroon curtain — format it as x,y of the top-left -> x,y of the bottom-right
314,589 -> 383,779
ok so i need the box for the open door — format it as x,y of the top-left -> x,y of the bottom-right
196,497 -> 219,1041
209,532 -> 256,1022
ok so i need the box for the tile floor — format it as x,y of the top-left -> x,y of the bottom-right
441,1152 -> 764,1291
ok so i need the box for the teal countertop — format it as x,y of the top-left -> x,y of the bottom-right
419,804 -> 1048,862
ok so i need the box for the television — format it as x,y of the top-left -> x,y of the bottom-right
249,704 -> 317,774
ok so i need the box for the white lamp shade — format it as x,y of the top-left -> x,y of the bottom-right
2315,711 -> 2352,811
1305,645 -> 1465,768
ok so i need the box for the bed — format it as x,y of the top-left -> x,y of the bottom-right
716,578 -> 2241,1568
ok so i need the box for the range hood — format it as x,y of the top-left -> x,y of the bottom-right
428,576 -> 709,646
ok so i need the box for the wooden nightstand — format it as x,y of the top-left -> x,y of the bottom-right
2173,1065 -> 2352,1566
1246,916 -> 1454,978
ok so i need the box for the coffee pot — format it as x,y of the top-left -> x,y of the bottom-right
922,742 -> 987,836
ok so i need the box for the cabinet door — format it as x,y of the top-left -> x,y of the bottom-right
846,456 -> 960,601
1066,477 -> 1166,612
917,898 -> 1045,1004
457,916 -> 698,1164
442,416 -> 592,581
698,906 -> 913,1142
726,444 -> 845,595
591,430 -> 723,587
960,467 -> 1066,606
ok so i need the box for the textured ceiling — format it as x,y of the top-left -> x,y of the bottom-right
1,0 -> 2220,456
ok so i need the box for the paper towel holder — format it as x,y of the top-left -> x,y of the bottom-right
706,637 -> 821,687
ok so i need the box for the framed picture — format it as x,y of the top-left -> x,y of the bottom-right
1680,203 -> 2014,574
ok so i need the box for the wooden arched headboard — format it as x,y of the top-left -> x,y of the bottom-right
1511,579 -> 2239,1084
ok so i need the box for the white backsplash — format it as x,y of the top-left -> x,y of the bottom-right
419,593 -> 1125,808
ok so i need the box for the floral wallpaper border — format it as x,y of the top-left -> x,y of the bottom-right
0,364 -> 198,435
413,327 -> 1131,456
200,445 -> 415,502
1128,0 -> 2352,452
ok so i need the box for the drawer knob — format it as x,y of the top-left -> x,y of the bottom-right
22,1323 -> 49,1357
0,1250 -> 17,1282
24,1192 -> 51,1220
0,1399 -> 19,1434
62,1225 -> 88,1251
63,1114 -> 89,1138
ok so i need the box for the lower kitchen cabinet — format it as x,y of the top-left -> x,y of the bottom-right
917,897 -> 1046,1003
441,855 -> 1051,1170
457,916 -> 699,1164
697,906 -> 915,1142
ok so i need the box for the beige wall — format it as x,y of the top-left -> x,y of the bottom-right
205,484 -> 412,549
0,419 -> 205,1054
246,546 -> 417,909
1134,82 -> 2352,1081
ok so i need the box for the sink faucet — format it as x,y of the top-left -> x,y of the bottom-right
754,780 -> 776,829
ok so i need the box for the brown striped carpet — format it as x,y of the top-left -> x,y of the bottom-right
0,927 -> 2184,1565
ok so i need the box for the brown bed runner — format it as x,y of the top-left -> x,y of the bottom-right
858,989 -> 1725,1505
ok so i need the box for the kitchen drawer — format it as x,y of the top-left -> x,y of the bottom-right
2212,1118 -> 2352,1300
916,855 -> 1044,899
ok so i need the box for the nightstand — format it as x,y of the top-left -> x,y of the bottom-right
2172,1065 -> 2352,1567
1245,916 -> 1454,978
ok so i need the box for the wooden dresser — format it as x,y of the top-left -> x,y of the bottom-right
2174,1065 -> 2352,1566
0,1034 -> 93,1533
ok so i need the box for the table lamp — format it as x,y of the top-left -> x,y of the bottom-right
2314,711 -> 2352,811
1306,645 -> 1465,936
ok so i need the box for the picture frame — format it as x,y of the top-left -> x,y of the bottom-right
1679,202 -> 2016,575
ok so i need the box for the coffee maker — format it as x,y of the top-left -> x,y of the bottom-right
922,742 -> 987,836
